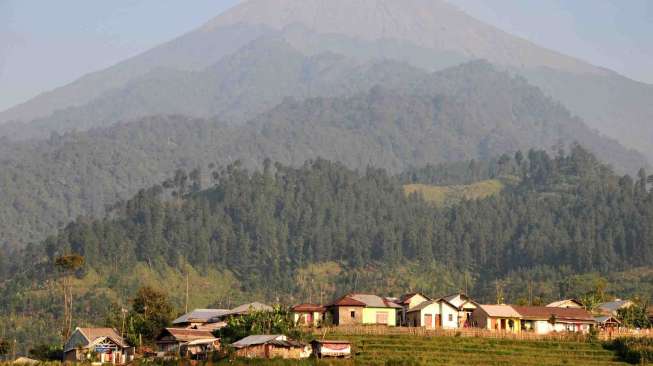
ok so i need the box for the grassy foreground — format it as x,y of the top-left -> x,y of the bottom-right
211,334 -> 628,366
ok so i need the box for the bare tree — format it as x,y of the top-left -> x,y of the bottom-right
55,255 -> 85,341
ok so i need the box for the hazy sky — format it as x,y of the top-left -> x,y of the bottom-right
1,0 -> 651,112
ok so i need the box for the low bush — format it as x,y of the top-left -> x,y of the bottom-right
604,337 -> 653,364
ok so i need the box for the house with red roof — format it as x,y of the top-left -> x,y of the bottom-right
326,293 -> 401,326
291,303 -> 326,327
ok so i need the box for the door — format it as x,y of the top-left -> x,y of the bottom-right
424,314 -> 433,328
435,314 -> 442,329
500,319 -> 506,330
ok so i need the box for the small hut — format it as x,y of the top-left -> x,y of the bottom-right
232,335 -> 311,359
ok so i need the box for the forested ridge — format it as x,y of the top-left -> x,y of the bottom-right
1,146 -> 652,351
0,61 -> 646,251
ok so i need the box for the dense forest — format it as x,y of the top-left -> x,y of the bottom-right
1,145 -> 652,352
0,61 -> 647,251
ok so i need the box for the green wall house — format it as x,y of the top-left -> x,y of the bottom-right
327,293 -> 401,326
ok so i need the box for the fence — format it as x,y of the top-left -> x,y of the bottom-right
314,325 -> 652,342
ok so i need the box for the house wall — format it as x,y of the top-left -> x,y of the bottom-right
406,295 -> 429,309
267,345 -> 307,359
294,311 -> 323,326
530,320 -> 590,334
440,304 -> 459,329
362,307 -> 397,326
333,306 -> 364,325
471,310 -> 521,332
64,350 -> 80,363
235,345 -> 267,358
407,303 -> 439,328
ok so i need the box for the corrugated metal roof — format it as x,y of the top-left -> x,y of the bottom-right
172,309 -> 230,324
231,335 -> 285,348
598,300 -> 633,312
222,302 -> 273,317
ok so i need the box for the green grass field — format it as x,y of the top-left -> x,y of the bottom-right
344,335 -> 628,366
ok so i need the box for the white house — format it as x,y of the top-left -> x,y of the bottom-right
405,298 -> 459,329
443,293 -> 478,328
513,306 -> 595,334
397,292 -> 431,326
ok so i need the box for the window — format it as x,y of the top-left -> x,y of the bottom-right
350,311 -> 356,319
448,314 -> 453,322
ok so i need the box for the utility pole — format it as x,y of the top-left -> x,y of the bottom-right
121,308 -> 128,338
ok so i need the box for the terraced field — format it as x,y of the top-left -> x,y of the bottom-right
339,335 -> 628,366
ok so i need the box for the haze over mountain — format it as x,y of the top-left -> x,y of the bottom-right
1,61 -> 645,250
0,0 -> 651,162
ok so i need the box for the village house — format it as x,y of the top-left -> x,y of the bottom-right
310,340 -> 352,358
405,298 -> 460,329
443,293 -> 478,328
231,335 -> 311,359
291,304 -> 326,327
597,299 -> 634,316
172,309 -> 229,329
472,305 -> 522,333
397,293 -> 431,326
512,306 -> 595,334
63,328 -> 134,364
155,328 -> 218,355
546,299 -> 584,309
327,293 -> 401,326
595,315 -> 621,331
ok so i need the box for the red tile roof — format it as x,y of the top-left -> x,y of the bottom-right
291,303 -> 326,312
512,306 -> 595,322
156,328 -> 216,342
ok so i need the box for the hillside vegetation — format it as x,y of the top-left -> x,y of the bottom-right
2,146 -> 653,351
0,61 -> 646,250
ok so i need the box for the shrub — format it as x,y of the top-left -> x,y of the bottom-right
605,337 -> 653,364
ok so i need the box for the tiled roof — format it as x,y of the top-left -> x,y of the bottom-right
157,328 -> 215,342
172,309 -> 230,324
546,299 -> 584,308
477,304 -> 521,318
352,294 -> 401,308
291,303 -> 326,312
398,293 -> 431,305
512,306 -> 595,322
78,328 -> 128,348
407,298 -> 457,313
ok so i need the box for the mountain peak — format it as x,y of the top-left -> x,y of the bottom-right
205,0 -> 599,74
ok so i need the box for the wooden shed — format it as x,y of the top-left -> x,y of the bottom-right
232,335 -> 311,359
